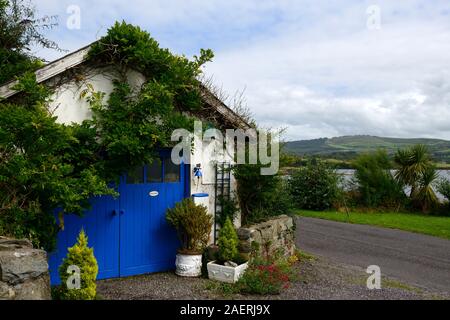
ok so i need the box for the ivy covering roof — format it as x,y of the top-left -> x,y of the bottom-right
0,42 -> 250,130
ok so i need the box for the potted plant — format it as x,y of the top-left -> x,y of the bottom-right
207,217 -> 248,283
166,198 -> 212,277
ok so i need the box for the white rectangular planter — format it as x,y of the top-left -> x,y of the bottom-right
207,261 -> 248,283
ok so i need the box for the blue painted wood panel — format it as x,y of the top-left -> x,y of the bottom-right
48,154 -> 186,285
48,195 -> 120,285
119,161 -> 183,277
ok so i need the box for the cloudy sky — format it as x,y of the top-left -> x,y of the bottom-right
33,0 -> 450,141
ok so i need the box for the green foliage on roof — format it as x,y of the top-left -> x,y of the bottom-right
0,19 -> 214,250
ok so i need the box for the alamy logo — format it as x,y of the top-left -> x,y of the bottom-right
171,121 -> 280,175
66,5 -> 81,30
366,5 -> 382,30
66,265 -> 81,290
366,265 -> 381,290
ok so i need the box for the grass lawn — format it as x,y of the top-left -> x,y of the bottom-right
296,210 -> 450,240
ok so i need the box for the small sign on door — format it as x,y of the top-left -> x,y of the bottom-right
149,191 -> 159,197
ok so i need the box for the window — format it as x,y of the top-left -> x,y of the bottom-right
164,158 -> 180,182
127,166 -> 144,184
147,159 -> 162,183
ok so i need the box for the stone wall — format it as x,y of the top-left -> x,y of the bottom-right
237,215 -> 295,260
0,237 -> 51,300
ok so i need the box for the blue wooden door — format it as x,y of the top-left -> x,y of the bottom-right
119,157 -> 184,276
49,153 -> 186,285
48,194 -> 120,284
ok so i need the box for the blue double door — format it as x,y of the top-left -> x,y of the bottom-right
49,154 -> 187,285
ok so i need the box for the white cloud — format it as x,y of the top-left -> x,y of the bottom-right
33,0 -> 450,141
204,1 -> 450,140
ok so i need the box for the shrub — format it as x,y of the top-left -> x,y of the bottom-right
437,178 -> 450,203
217,217 -> 239,263
394,144 -> 432,198
166,198 -> 213,254
437,178 -> 450,214
238,264 -> 290,295
233,163 -> 292,225
415,166 -> 439,213
289,159 -> 342,211
0,21 -> 213,251
353,150 -> 406,208
216,195 -> 239,228
236,249 -> 297,295
58,229 -> 98,300
206,247 -> 298,296
0,83 -> 114,250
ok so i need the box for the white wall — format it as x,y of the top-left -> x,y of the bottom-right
47,68 -> 145,125
190,137 -> 241,236
45,67 -> 241,242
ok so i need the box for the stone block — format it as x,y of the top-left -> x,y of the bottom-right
237,215 -> 296,259
0,237 -> 51,300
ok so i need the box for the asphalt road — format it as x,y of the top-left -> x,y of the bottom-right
295,216 -> 450,293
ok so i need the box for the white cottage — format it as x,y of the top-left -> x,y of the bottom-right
0,43 -> 250,284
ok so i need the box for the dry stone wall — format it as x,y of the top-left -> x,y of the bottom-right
238,215 -> 296,259
0,237 -> 51,300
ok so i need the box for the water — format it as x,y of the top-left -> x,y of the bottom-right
337,169 -> 450,202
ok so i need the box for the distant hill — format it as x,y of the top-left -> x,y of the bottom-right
284,135 -> 450,163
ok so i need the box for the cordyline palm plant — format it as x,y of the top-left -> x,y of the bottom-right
394,144 -> 430,198
416,166 -> 439,213
394,144 -> 439,213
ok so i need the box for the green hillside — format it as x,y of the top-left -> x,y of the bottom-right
284,135 -> 450,164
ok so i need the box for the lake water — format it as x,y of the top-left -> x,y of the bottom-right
337,169 -> 450,201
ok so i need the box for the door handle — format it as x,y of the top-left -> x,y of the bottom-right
112,210 -> 118,216
120,209 -> 125,215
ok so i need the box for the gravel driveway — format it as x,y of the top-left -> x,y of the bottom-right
97,255 -> 448,300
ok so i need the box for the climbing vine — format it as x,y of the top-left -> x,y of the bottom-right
82,22 -> 214,179
0,21 -> 214,250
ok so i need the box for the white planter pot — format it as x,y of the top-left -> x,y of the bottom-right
207,261 -> 248,283
175,253 -> 202,277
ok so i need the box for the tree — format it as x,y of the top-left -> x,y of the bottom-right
0,74 -> 113,249
394,144 -> 431,198
1,18 -> 215,250
289,158 -> 342,211
233,162 -> 292,225
217,217 -> 239,263
394,144 -> 439,213
0,0 -> 62,84
437,178 -> 450,205
353,150 -> 405,208
58,229 -> 98,300
416,166 -> 439,213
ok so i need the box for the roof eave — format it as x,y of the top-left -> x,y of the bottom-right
0,43 -> 251,129
0,45 -> 92,99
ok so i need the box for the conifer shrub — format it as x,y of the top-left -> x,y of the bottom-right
58,229 -> 98,300
217,217 -> 239,263
166,198 -> 213,254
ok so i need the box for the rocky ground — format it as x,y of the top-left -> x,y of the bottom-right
97,254 -> 449,300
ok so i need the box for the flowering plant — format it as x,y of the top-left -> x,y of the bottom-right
236,249 -> 298,295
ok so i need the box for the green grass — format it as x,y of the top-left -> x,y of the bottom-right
296,210 -> 450,240
294,249 -> 316,261
382,278 -> 423,294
